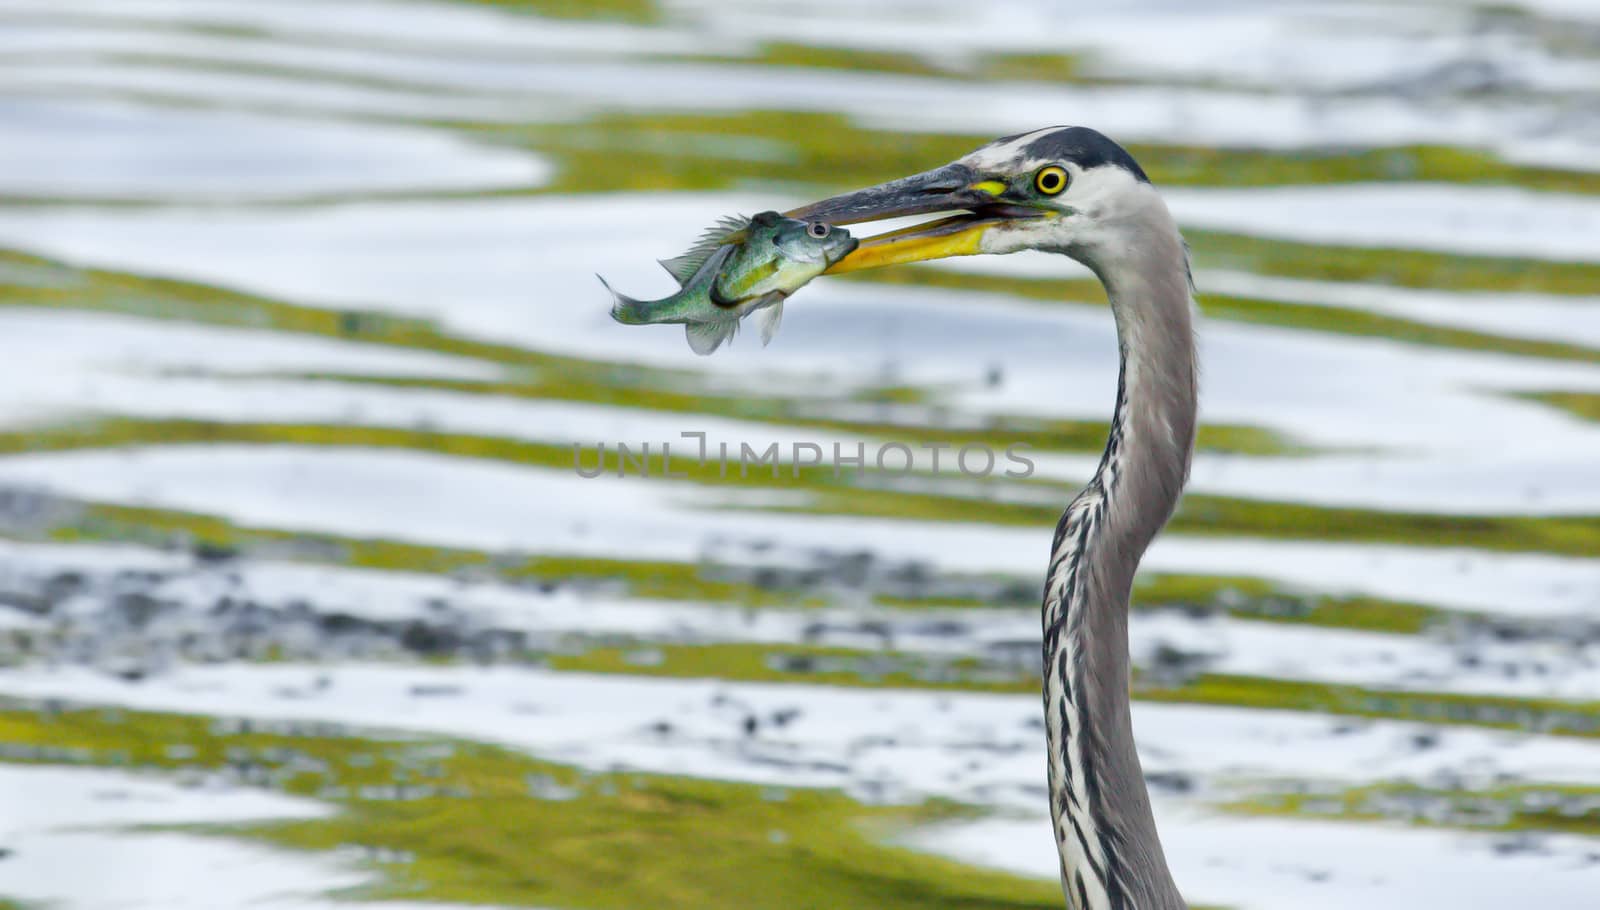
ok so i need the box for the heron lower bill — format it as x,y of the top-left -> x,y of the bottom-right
786,162 -> 1053,274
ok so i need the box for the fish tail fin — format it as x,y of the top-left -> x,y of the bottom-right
685,317 -> 739,356
598,274 -> 651,325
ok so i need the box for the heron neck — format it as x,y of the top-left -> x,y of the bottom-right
1043,225 -> 1196,910
1095,235 -> 1198,561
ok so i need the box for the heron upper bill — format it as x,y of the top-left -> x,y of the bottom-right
785,163 -> 1042,274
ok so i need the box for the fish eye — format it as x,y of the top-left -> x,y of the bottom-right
807,222 -> 830,239
1034,166 -> 1069,196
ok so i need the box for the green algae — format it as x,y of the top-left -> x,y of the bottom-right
36,497 -> 803,609
0,248 -> 664,380
1168,494 -> 1600,559
0,703 -> 1064,910
975,53 -> 1088,83
311,371 -> 1296,456
1198,292 -> 1600,363
872,575 -> 1444,636
1187,229 -> 1600,296
736,42 -> 951,78
839,261 -> 1600,358
1222,780 -> 1600,838
790,480 -> 1600,559
1137,673 -> 1600,738
1133,574 -> 1442,635
1523,391 -> 1600,422
478,109 -> 1600,200
460,0 -> 659,23
543,647 -> 1600,740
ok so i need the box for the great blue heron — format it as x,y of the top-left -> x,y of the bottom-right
791,126 -> 1195,910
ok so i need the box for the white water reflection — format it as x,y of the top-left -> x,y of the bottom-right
13,301 -> 1600,516
1200,271 -> 1600,349
1,765 -> 329,908
1164,184 -> 1600,263
1,0 -> 1599,907
9,659 -> 1600,910
0,763 -> 509,910
1,445 -> 1598,617
11,186 -> 1581,519
0,97 -> 548,200
5,0 -> 1600,164
0,0 -> 699,57
915,811 -> 1600,910
678,0 -> 1600,95
11,663 -> 1600,802
9,661 -> 1600,909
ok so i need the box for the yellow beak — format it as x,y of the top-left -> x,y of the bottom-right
821,214 -> 994,274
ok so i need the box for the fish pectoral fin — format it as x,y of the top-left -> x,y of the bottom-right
755,294 -> 786,346
685,317 -> 739,356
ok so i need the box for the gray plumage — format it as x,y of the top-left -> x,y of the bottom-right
791,125 -> 1199,910
1043,189 -> 1196,910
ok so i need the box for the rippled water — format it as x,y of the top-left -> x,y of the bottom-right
1,1 -> 1599,909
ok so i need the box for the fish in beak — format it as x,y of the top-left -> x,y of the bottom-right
786,162 -> 1047,274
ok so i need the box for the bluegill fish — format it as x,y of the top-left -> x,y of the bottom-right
601,211 -> 857,355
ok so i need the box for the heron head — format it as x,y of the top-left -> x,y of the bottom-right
788,126 -> 1162,273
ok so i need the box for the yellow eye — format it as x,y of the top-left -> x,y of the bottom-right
1034,166 -> 1069,195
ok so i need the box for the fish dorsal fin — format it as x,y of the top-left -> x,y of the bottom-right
658,214 -> 751,286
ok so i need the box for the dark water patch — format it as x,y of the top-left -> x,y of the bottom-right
549,642 -> 1035,694
0,550 -> 534,676
1,489 -> 1512,642
702,538 -> 1038,609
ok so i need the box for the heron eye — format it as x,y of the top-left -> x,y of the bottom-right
1034,166 -> 1069,195
807,222 -> 830,239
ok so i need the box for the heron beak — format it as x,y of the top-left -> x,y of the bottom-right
786,163 -> 1043,274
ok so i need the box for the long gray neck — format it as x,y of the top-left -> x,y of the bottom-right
1042,222 -> 1197,910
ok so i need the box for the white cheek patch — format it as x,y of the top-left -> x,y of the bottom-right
1067,165 -> 1150,219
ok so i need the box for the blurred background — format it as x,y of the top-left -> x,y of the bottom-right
2,0 -> 1600,908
